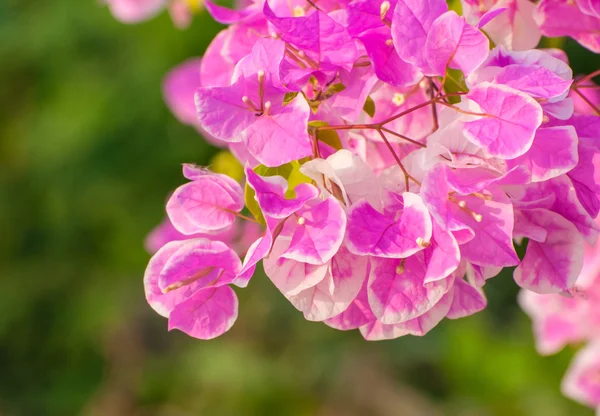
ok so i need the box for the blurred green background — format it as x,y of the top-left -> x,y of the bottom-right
0,1 -> 598,415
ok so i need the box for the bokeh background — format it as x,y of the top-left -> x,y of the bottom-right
1,1 -> 599,415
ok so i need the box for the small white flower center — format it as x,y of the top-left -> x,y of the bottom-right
392,93 -> 406,106
293,6 -> 305,16
380,1 -> 391,19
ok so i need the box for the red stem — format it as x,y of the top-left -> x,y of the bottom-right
572,87 -> 600,115
574,69 -> 600,86
376,129 -> 421,191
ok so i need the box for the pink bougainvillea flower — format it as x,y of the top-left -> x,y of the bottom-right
515,175 -> 599,244
446,277 -> 487,319
461,82 -> 543,158
163,58 -> 229,147
421,164 -> 520,267
391,0 -> 448,71
145,215 -> 236,254
462,0 -> 541,50
200,22 -> 268,89
104,0 -> 166,23
144,238 -> 244,339
238,217 -> 278,277
469,47 -> 574,106
157,238 -> 242,292
424,11 -> 490,77
265,242 -> 368,321
166,166 -> 244,235
105,0 -> 201,27
164,58 -> 204,128
293,247 -> 369,321
300,149 -> 383,209
477,7 -> 508,28
534,0 -> 600,53
263,1 -> 358,74
566,115 -> 600,218
423,221 -> 461,283
245,166 -> 319,219
347,0 -> 423,86
482,46 -> 573,81
132,0 -> 600,354
562,341 -> 600,413
492,65 -> 572,102
204,0 -> 259,24
367,254 -> 451,325
507,126 -> 579,183
514,208 -> 585,293
263,235 -> 330,297
519,213 -> 600,411
324,279 -> 376,330
357,30 -> 423,86
326,64 -> 380,123
195,38 -> 313,166
346,193 -> 432,258
360,285 -> 454,339
577,0 -> 600,18
280,196 -> 347,265
520,224 -> 600,353
167,285 -> 239,339
454,191 -> 520,267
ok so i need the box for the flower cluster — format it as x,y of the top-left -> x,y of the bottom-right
139,0 -> 600,353
520,221 -> 600,414
143,0 -> 600,344
106,0 -> 600,53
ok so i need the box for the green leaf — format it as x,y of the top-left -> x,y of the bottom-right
254,163 -> 294,178
321,83 -> 346,100
244,184 -> 266,225
244,161 -> 313,223
283,92 -> 299,106
286,161 -> 312,199
307,121 -> 343,151
444,68 -> 468,104
363,96 -> 376,117
309,101 -> 320,114
209,150 -> 244,182
447,0 -> 462,14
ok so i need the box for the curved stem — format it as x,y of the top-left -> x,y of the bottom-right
572,87 -> 600,115
376,129 -> 421,191
437,101 -> 491,117
574,69 -> 600,86
231,211 -> 260,224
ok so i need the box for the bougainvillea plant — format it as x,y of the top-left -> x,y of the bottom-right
106,0 -> 600,411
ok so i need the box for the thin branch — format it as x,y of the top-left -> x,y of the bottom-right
574,69 -> 600,86
316,123 -> 375,131
437,101 -> 491,117
572,87 -> 600,115
426,78 -> 440,131
230,210 -> 260,223
380,127 -> 427,148
376,129 -> 421,191
306,0 -> 323,11
380,96 -> 440,125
